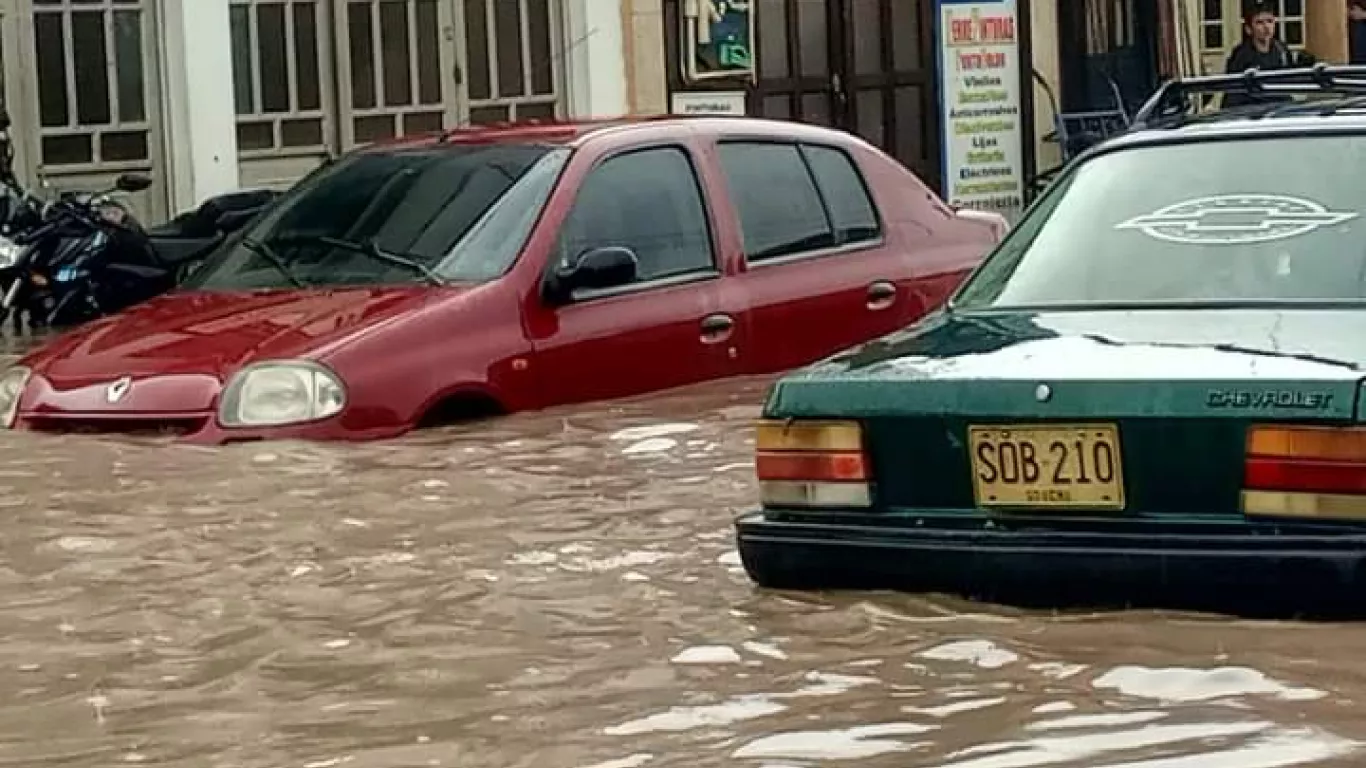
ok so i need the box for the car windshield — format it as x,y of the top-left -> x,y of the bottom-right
952,135 -> 1366,310
184,143 -> 569,290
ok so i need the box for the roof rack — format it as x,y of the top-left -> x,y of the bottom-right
1131,63 -> 1366,128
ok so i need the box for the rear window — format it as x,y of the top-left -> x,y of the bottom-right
717,141 -> 881,263
953,135 -> 1366,309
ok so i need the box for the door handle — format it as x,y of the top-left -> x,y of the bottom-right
866,280 -> 897,310
700,313 -> 734,343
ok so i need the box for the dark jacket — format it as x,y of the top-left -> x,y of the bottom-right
1352,19 -> 1366,64
1222,37 -> 1304,108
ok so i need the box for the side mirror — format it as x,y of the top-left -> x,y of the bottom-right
0,107 -> 11,132
115,172 -> 153,193
543,245 -> 639,304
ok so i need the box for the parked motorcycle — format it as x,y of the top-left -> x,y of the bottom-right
145,186 -> 281,281
9,173 -> 164,330
0,107 -> 52,330
6,175 -> 279,331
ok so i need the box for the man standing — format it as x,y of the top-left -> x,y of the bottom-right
1223,1 -> 1313,107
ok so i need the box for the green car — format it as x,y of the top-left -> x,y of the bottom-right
734,66 -> 1366,618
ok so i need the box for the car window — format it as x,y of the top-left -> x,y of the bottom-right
799,144 -> 882,244
952,135 -> 1366,309
556,146 -> 715,283
183,144 -> 568,290
718,142 -> 834,262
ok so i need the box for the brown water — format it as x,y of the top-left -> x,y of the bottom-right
1,337 -> 1365,768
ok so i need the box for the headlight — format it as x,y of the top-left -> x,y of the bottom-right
0,235 -> 22,270
218,361 -> 346,428
0,366 -> 30,428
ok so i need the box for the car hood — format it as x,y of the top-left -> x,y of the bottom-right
766,307 -> 1366,419
22,286 -> 444,385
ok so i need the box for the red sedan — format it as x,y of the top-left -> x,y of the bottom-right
0,117 -> 1003,443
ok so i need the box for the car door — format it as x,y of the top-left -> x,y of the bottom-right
716,139 -> 913,374
522,142 -> 749,408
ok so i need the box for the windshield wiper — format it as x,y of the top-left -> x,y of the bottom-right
240,236 -> 308,288
314,235 -> 446,286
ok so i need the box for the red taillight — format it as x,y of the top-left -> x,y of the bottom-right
755,451 -> 868,482
1245,457 -> 1366,494
754,420 -> 871,508
1244,426 -> 1366,519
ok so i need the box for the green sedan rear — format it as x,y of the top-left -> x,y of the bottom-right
735,111 -> 1366,618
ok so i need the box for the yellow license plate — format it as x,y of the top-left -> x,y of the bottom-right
968,424 -> 1126,510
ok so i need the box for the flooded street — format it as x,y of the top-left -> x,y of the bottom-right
1,338 -> 1366,768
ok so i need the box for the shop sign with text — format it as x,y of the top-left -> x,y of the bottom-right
936,0 -> 1024,220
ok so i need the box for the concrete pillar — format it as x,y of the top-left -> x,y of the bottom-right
158,0 -> 240,214
623,0 -> 668,115
1029,0 -> 1061,173
1306,4 -> 1348,64
563,0 -> 629,118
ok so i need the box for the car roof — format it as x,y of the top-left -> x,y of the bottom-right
1089,65 -> 1366,155
355,115 -> 868,154
1102,102 -> 1366,153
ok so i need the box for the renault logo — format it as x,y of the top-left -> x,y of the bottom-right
105,376 -> 132,404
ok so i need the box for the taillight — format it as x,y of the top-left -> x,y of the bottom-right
1243,425 -> 1366,519
755,419 -> 871,508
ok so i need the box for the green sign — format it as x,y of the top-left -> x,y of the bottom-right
687,0 -> 754,81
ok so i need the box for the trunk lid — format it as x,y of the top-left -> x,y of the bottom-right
767,309 -> 1366,516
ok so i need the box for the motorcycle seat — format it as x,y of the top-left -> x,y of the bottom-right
151,235 -> 222,266
146,188 -> 280,239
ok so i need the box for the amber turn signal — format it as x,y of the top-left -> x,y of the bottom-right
755,419 -> 864,453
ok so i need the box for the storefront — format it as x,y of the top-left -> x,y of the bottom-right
661,0 -> 1035,222
0,0 -> 630,224
1030,0 -> 1352,173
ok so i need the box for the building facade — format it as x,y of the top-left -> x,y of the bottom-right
0,0 -> 632,224
629,0 -> 944,190
1,1 -> 1348,230
1029,0 -> 1351,173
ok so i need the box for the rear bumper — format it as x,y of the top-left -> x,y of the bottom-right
735,511 -> 1366,618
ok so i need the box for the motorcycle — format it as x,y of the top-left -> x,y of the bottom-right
0,108 -> 51,330
10,173 -> 164,330
3,174 -> 279,331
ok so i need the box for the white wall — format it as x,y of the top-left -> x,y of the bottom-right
562,0 -> 629,118
159,0 -> 240,214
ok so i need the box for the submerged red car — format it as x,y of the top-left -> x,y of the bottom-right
0,117 -> 1002,443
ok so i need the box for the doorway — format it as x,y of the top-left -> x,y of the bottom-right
1056,0 -> 1162,116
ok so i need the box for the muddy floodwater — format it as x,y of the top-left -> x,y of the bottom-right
2,336 -> 1366,768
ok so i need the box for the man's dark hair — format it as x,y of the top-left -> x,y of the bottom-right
1242,0 -> 1275,22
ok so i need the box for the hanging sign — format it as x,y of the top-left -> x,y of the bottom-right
936,0 -> 1026,220
682,0 -> 755,82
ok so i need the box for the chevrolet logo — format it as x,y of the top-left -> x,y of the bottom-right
1115,194 -> 1357,246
